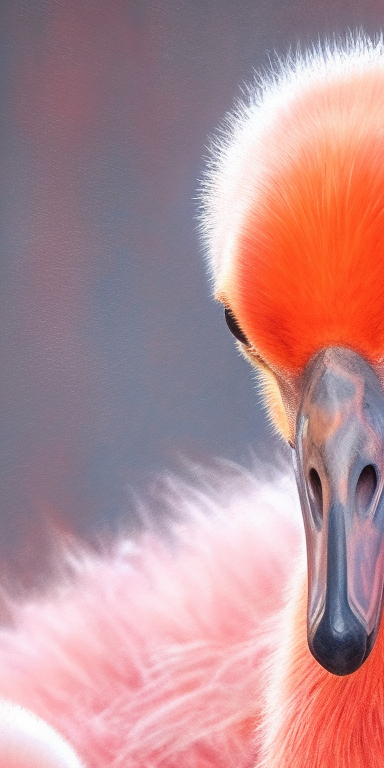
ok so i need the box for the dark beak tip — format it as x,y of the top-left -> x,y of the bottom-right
310,646 -> 365,676
310,617 -> 369,676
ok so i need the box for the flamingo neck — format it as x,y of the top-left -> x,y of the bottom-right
259,571 -> 384,768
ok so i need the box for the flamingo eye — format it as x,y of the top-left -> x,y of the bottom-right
224,308 -> 249,345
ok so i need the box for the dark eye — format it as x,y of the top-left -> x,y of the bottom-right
224,308 -> 249,346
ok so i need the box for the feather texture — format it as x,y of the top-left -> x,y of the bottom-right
201,34 -> 384,375
0,464 -> 301,767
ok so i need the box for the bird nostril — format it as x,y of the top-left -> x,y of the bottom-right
356,464 -> 377,516
308,468 -> 323,529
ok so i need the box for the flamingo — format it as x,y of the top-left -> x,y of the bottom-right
1,34 -> 384,768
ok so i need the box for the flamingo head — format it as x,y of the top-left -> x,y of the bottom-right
202,38 -> 384,675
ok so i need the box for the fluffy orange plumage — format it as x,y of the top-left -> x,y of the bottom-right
203,39 -> 384,377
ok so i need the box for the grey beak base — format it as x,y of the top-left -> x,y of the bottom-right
295,347 -> 384,675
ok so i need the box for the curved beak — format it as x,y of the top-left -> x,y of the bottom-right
294,347 -> 384,675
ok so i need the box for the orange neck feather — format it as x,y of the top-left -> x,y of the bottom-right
260,574 -> 384,767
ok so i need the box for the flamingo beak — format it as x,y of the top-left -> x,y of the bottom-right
294,347 -> 384,675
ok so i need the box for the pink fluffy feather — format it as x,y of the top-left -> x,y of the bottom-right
0,462 -> 302,767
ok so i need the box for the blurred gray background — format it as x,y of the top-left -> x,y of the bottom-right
1,0 -> 384,582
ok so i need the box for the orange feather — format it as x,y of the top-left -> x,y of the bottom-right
203,40 -> 384,376
260,576 -> 384,767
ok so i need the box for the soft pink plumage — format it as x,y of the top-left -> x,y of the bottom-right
0,464 -> 301,767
